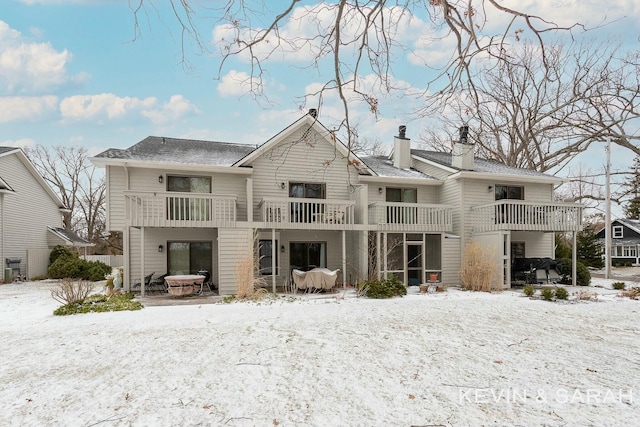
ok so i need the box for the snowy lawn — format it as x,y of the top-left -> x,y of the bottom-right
1,277 -> 639,427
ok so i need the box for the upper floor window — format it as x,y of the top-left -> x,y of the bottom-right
167,176 -> 211,193
290,182 -> 325,199
386,187 -> 417,203
613,226 -> 623,238
495,185 -> 523,201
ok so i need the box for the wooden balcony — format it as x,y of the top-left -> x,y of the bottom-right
125,191 -> 236,228
471,200 -> 583,233
368,202 -> 452,232
260,197 -> 356,229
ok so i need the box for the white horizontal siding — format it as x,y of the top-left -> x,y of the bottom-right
511,231 -> 554,258
0,153 -> 63,278
218,227 -> 253,295
107,166 -> 127,231
442,235 -> 460,286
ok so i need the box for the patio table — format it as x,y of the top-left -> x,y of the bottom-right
165,274 -> 205,296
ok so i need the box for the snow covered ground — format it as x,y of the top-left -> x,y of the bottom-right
1,275 -> 639,427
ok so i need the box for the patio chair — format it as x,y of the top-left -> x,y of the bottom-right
148,273 -> 168,294
197,270 -> 213,294
133,272 -> 155,293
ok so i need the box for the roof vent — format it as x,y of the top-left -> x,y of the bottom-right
309,108 -> 318,118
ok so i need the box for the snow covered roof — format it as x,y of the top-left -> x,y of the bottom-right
412,149 -> 557,179
360,155 -> 437,180
0,146 -> 19,156
93,136 -> 255,167
616,218 -> 640,234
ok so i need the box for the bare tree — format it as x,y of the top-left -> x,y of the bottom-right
130,1 -> 584,148
418,39 -> 640,174
25,146 -> 106,250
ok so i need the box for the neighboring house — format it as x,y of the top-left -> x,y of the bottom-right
90,111 -> 583,295
0,147 -> 92,281
595,218 -> 640,265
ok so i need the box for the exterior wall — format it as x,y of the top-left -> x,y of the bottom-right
248,127 -> 359,220
442,235 -> 460,286
366,181 -> 439,205
106,165 -> 127,231
218,227 -> 253,295
510,231 -> 554,259
0,153 -> 63,279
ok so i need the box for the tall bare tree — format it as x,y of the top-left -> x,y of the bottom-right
25,146 -> 106,248
130,1 -> 583,147
418,39 -> 640,174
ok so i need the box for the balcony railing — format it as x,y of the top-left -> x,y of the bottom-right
368,202 -> 452,231
471,200 -> 583,233
125,191 -> 236,228
260,197 -> 355,229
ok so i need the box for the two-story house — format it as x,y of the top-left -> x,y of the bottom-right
596,218 -> 640,266
0,147 -> 92,281
91,111 -> 583,295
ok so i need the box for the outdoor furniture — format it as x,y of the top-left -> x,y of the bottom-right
148,273 -> 168,294
197,270 -> 214,294
133,272 -> 155,292
165,274 -> 205,296
292,268 -> 339,290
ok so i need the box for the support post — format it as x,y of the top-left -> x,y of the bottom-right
572,231 -> 577,287
342,230 -> 347,289
605,135 -> 611,280
272,228 -> 276,293
140,227 -> 145,297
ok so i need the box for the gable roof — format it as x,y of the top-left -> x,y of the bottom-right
233,113 -> 372,175
412,149 -> 565,183
0,147 -> 67,208
596,218 -> 640,237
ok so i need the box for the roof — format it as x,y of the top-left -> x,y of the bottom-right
48,227 -> 94,247
0,147 -> 18,155
93,136 -> 255,167
360,155 -> 437,180
412,149 -> 558,180
596,218 -> 640,237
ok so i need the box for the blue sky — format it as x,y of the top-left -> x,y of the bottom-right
2,0 -> 639,211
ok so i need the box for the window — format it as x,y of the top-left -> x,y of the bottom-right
259,240 -> 279,276
290,242 -> 326,270
613,226 -> 623,238
495,185 -> 524,200
167,241 -> 212,276
167,176 -> 211,193
386,188 -> 417,203
166,176 -> 212,221
289,183 -> 326,223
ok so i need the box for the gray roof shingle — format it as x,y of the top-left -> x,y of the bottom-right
360,155 -> 437,180
412,150 -> 557,179
94,136 -> 255,167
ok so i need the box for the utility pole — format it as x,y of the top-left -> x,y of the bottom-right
605,136 -> 612,280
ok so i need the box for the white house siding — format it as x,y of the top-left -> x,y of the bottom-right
410,158 -> 453,180
107,166 -> 127,231
510,231 -> 554,259
0,153 -> 62,279
472,232 -> 507,287
248,127 -> 359,221
366,182 -> 439,205
218,227 -> 253,295
442,235 -> 461,286
128,227 -> 218,288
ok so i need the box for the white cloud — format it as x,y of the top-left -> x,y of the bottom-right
0,21 -> 81,95
59,93 -> 199,125
141,94 -> 200,125
0,95 -> 58,123
60,93 -> 157,121
217,70 -> 259,97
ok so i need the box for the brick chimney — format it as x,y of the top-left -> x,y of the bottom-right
451,125 -> 474,170
393,125 -> 411,169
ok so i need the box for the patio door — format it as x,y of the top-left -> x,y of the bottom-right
407,243 -> 423,286
167,241 -> 212,275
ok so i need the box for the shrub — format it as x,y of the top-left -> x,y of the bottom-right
50,278 -> 94,305
574,289 -> 598,301
460,241 -> 500,292
357,276 -> 406,299
541,287 -> 555,301
50,245 -> 75,265
523,285 -> 536,297
612,282 -> 626,290
47,257 -> 111,281
620,287 -> 640,300
557,258 -> 591,286
54,292 -> 143,316
555,287 -> 569,300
